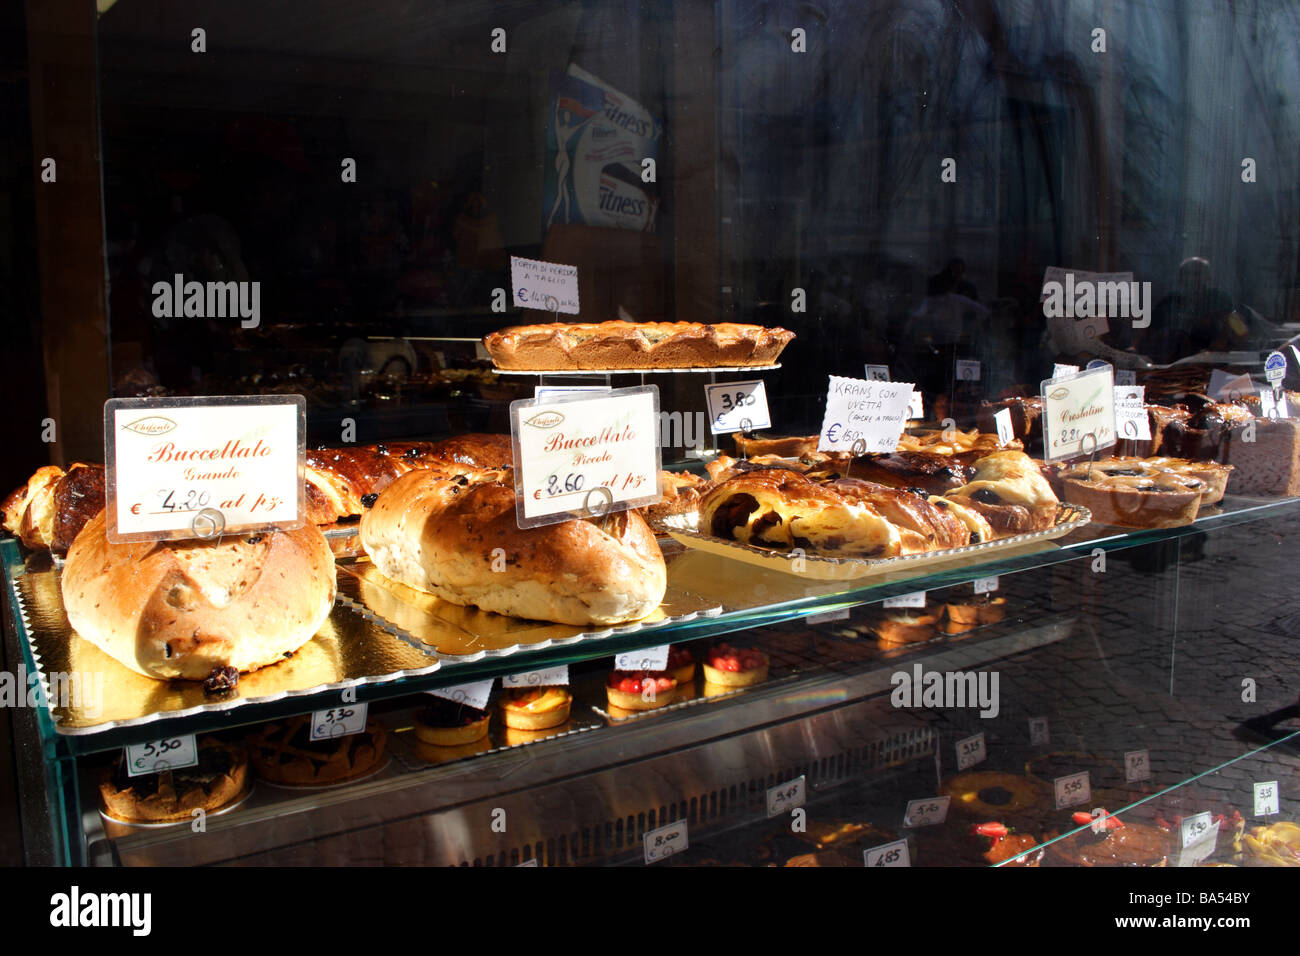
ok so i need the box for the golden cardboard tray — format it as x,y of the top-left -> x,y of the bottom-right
656,503 -> 1091,581
336,559 -> 724,662
12,565 -> 441,733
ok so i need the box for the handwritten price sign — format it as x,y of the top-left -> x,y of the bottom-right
502,666 -> 569,688
903,796 -> 950,828
706,380 -> 772,434
105,395 -> 304,543
766,776 -> 806,818
864,839 -> 911,867
1041,364 -> 1116,462
125,735 -> 198,776
311,702 -> 368,740
1054,771 -> 1091,809
644,820 -> 688,864
955,732 -> 987,771
1125,750 -> 1150,783
429,679 -> 494,711
615,645 -> 670,672
510,386 -> 662,528
818,376 -> 915,454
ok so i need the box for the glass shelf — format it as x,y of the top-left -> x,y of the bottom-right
5,493 -> 1297,756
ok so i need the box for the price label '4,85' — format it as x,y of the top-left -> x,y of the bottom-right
955,732 -> 987,771
706,381 -> 772,435
644,820 -> 688,864
864,839 -> 911,867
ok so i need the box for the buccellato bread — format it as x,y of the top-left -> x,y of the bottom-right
361,470 -> 667,625
62,511 -> 336,680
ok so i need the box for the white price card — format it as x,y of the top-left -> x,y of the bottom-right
1208,369 -> 1254,402
883,591 -> 926,609
1114,386 -> 1151,440
1114,369 -> 1137,386
864,364 -> 891,381
1054,771 -> 1092,809
517,858 -> 539,867
311,702 -> 368,740
1178,811 -> 1218,866
615,644 -> 670,672
1125,749 -> 1151,782
535,385 -> 611,402
993,408 -> 1015,446
104,395 -> 304,543
1052,364 -> 1079,380
643,819 -> 688,864
1254,781 -> 1280,817
807,609 -> 850,625
766,776 -> 806,818
903,796 -> 950,828
973,576 -> 999,594
955,732 -> 987,771
864,839 -> 911,867
818,376 -> 915,453
1041,363 -> 1116,461
125,735 -> 199,777
510,385 -> 661,528
1257,386 -> 1289,420
907,391 -> 924,420
1029,717 -> 1050,746
1265,350 -> 1288,384
955,359 -> 981,382
706,380 -> 772,434
502,665 -> 569,688
428,679 -> 495,711
510,255 -> 579,314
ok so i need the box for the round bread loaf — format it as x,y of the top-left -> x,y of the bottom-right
361,471 -> 667,625
62,511 -> 336,680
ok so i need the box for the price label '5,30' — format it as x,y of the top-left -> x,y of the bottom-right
644,819 -> 688,864
125,735 -> 199,777
311,702 -> 368,740
706,380 -> 772,435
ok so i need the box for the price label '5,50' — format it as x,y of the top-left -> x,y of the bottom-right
125,735 -> 199,777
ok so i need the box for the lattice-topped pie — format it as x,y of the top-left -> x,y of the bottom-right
247,715 -> 387,785
483,321 -> 794,370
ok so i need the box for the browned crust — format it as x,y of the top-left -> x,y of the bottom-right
99,740 -> 249,823
247,717 -> 387,785
484,321 -> 794,370
1061,476 -> 1201,529
731,432 -> 819,458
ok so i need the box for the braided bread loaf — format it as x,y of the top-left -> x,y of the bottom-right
2,434 -> 514,554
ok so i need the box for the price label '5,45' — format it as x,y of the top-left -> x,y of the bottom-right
706,380 -> 772,435
766,776 -> 806,818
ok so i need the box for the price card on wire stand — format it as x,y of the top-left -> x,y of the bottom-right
864,839 -> 911,867
1029,717 -> 1050,746
644,819 -> 688,864
1177,812 -> 1218,866
1125,750 -> 1150,782
1041,364 -> 1116,461
1254,781 -> 1280,817
105,395 -> 305,543
766,776 -> 806,818
818,376 -> 915,454
1054,771 -> 1091,809
864,364 -> 891,381
615,645 -> 670,672
903,796 -> 950,828
428,679 -> 495,711
510,256 -> 580,314
502,666 -> 569,688
510,386 -> 661,528
706,380 -> 772,434
311,703 -> 368,740
993,408 -> 1015,446
955,732 -> 987,770
955,360 -> 981,382
1114,386 -> 1151,440
125,735 -> 199,777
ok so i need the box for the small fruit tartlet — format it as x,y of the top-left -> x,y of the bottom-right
606,670 -> 678,711
414,696 -> 491,747
702,643 -> 770,687
499,686 -> 572,730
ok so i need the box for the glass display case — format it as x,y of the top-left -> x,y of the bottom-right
5,0 -> 1300,872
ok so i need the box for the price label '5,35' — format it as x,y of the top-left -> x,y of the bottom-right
125,735 -> 199,777
955,732 -> 987,770
311,702 -> 369,740
706,380 -> 772,435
